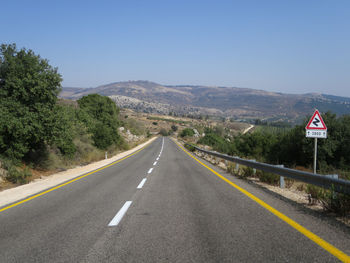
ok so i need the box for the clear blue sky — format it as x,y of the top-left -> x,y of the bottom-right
1,0 -> 349,96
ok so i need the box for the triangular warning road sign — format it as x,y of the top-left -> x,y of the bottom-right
306,110 -> 327,130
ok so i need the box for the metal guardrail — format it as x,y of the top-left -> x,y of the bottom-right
185,144 -> 350,195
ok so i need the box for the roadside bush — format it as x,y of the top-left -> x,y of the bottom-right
306,184 -> 325,200
39,148 -> 64,170
241,166 -> 254,178
2,160 -> 32,184
185,144 -> 195,152
198,131 -> 237,156
123,118 -> 146,136
306,185 -> 350,215
321,192 -> 350,216
226,162 -> 236,175
180,128 -> 195,137
257,170 -> 280,185
159,128 -> 168,136
73,133 -> 102,164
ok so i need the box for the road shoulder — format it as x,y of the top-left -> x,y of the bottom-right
0,137 -> 157,208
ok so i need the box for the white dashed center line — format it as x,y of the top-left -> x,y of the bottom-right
108,201 -> 132,227
108,138 -> 165,228
137,178 -> 147,189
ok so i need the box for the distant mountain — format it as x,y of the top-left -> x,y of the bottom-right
60,81 -> 350,123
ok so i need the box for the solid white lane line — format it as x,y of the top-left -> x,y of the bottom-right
148,168 -> 153,174
137,178 -> 147,189
153,161 -> 157,166
108,201 -> 132,227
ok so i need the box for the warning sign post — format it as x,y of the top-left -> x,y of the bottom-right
305,109 -> 327,138
305,109 -> 327,173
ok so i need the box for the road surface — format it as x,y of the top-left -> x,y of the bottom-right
0,137 -> 349,262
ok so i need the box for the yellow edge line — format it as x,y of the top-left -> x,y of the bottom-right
0,141 -> 153,213
174,140 -> 350,263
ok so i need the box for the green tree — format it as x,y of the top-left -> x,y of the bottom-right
77,94 -> 122,149
0,44 -> 62,161
49,104 -> 77,157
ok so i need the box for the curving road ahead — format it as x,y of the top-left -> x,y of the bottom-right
0,137 -> 349,262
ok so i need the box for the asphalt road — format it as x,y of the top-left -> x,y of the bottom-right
0,137 -> 349,262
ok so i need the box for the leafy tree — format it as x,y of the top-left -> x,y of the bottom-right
77,94 -> 122,149
49,104 -> 77,157
335,115 -> 350,170
171,125 -> 178,132
234,131 -> 278,161
0,44 -> 62,161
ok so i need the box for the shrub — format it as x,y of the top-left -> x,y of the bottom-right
2,160 -> 32,184
159,128 -> 168,136
257,170 -> 280,185
185,144 -> 195,152
226,162 -> 236,175
241,166 -> 254,178
321,192 -> 350,216
198,133 -> 236,156
180,128 -> 195,137
306,185 -> 350,215
124,118 -> 146,136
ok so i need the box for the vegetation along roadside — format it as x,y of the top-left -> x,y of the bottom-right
0,44 -> 148,189
181,116 -> 350,217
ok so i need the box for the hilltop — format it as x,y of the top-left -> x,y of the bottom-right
60,81 -> 350,123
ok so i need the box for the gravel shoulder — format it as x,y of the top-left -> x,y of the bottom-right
0,137 -> 157,208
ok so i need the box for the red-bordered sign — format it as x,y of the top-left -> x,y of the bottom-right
305,110 -> 327,130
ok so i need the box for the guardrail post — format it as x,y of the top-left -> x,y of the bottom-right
105,151 -> 108,159
275,164 -> 285,188
325,174 -> 339,199
250,159 -> 256,175
235,163 -> 239,172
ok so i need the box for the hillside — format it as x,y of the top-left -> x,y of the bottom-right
60,81 -> 350,123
